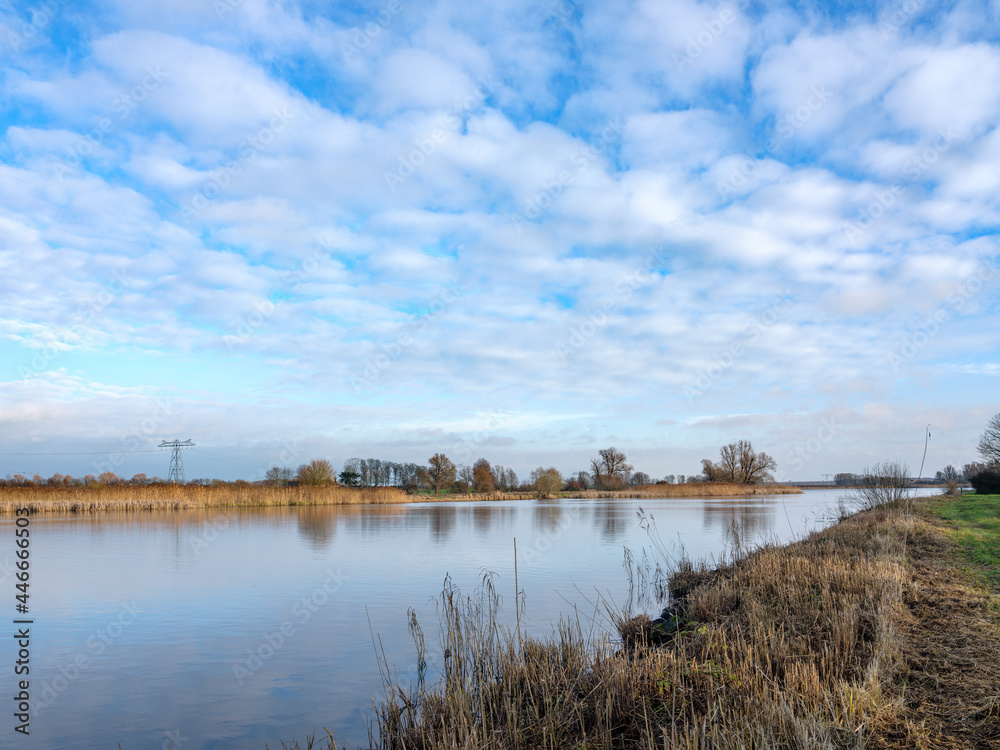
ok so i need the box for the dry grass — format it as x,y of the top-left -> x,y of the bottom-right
462,483 -> 801,501
567,482 -> 803,499
0,482 -> 800,515
0,484 -> 418,514
362,497 -> 1000,750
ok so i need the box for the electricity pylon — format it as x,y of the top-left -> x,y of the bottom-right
159,439 -> 195,483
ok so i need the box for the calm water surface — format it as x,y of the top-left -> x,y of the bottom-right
1,489 -> 932,749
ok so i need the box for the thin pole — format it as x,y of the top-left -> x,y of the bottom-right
513,537 -> 520,650
917,424 -> 931,482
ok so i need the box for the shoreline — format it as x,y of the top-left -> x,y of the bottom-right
0,481 -> 802,515
364,492 -> 1000,749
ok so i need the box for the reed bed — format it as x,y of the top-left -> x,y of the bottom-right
566,481 -> 803,499
460,482 -> 800,502
366,500 -> 958,749
0,483 -> 416,514
0,482 -> 800,515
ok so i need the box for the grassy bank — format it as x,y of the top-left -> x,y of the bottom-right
932,493 -> 1000,588
0,481 -> 800,515
359,493 -> 1000,750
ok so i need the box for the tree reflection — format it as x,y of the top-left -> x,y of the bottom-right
295,506 -> 336,550
471,504 -> 515,534
429,504 -> 456,542
702,500 -> 773,540
532,501 -> 563,533
592,502 -> 627,539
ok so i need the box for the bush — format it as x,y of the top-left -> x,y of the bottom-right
530,467 -> 563,498
296,459 -> 336,486
848,460 -> 910,509
967,464 -> 1000,494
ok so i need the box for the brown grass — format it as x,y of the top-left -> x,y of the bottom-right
566,481 -> 803,499
0,484 -> 416,514
363,496 -> 1000,750
461,482 -> 801,502
0,481 -> 800,515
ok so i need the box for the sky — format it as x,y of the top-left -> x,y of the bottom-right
0,0 -> 998,483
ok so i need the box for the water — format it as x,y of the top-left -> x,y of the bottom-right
0,489 -> 933,749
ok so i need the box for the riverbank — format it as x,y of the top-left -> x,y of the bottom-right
364,493 -> 1000,749
0,481 -> 800,514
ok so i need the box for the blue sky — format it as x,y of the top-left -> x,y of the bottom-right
1,0 -> 998,482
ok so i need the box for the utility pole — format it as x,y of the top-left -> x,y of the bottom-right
159,440 -> 195,483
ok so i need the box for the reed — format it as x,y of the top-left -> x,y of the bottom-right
565,481 -> 802,498
0,484 -> 412,514
460,482 -> 801,502
0,481 -> 800,514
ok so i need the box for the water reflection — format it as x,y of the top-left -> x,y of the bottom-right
471,503 -> 515,534
296,506 -> 337,549
593,502 -> 628,539
533,501 -> 563,533
427,504 -> 457,542
701,500 -> 774,540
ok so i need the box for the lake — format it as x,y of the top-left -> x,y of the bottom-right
0,488 -> 935,749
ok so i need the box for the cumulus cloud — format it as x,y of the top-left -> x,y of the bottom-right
0,0 -> 997,480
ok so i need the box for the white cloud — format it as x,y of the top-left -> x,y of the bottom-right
0,0 -> 998,480
885,43 -> 1000,138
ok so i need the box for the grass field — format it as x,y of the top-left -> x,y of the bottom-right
932,492 -> 1000,588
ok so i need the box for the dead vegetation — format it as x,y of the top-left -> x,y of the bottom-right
0,481 -> 800,515
0,483 -> 413,514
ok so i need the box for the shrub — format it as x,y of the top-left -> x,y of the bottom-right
848,460 -> 910,509
967,464 -> 1000,494
530,467 -> 563,498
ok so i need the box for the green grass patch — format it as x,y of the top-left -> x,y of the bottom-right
932,493 -> 1000,588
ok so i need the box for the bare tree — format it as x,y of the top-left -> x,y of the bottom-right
629,471 -> 652,486
265,466 -> 293,487
297,459 -> 336,485
701,458 -> 724,482
718,443 -> 741,480
591,447 -> 633,490
848,461 -> 910,510
458,465 -> 474,487
936,465 -> 960,482
702,440 -> 776,484
735,440 -> 776,483
487,465 -> 518,491
425,453 -> 457,495
589,457 -> 604,487
978,413 -> 1000,464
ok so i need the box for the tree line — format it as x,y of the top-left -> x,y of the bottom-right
8,417 -> 999,496
272,440 -> 785,497
1,440 -> 785,493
